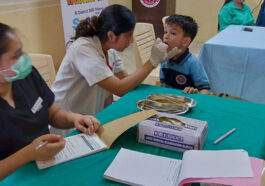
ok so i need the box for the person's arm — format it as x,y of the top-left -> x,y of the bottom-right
245,4 -> 255,25
0,134 -> 65,181
98,39 -> 181,96
114,70 -> 128,80
0,147 -> 32,181
218,7 -> 233,31
49,103 -> 100,135
111,49 -> 129,80
98,61 -> 154,96
188,57 -> 211,94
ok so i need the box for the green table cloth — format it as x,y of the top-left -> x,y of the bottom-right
2,84 -> 265,185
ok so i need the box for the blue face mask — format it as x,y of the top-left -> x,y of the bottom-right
0,53 -> 32,82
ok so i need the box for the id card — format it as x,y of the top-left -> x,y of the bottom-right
31,97 -> 43,114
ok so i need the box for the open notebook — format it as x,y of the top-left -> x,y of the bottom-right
36,110 -> 157,169
104,148 -> 263,186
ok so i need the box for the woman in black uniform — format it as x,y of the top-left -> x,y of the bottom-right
0,23 -> 100,180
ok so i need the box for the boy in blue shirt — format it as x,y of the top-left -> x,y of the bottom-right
160,14 -> 210,94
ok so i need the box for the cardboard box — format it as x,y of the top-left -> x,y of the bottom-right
138,112 -> 208,152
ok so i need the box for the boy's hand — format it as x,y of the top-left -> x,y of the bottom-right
183,87 -> 199,94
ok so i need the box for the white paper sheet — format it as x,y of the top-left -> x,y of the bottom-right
104,149 -> 253,186
104,148 -> 182,186
178,149 -> 253,184
36,133 -> 107,169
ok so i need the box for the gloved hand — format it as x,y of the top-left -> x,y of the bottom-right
150,38 -> 181,67
164,47 -> 181,61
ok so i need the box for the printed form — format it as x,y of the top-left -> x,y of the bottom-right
36,134 -> 107,169
36,110 -> 158,169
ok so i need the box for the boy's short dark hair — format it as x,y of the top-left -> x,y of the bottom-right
165,14 -> 198,42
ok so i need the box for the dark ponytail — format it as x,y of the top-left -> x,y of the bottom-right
72,4 -> 136,42
0,23 -> 14,58
71,16 -> 99,41
223,0 -> 232,6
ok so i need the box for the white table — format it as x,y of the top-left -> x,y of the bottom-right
199,25 -> 265,104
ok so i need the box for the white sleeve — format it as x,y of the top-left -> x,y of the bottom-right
108,49 -> 125,74
72,44 -> 113,86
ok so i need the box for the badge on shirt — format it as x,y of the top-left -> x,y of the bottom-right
31,97 -> 43,114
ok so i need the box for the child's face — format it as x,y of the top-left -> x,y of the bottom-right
163,23 -> 189,52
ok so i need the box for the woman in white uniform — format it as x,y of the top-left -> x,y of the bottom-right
52,4 -> 179,115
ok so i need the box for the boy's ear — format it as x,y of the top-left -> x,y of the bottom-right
182,36 -> 191,48
107,31 -> 116,42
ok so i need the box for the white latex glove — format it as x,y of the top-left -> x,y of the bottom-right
150,38 -> 181,67
165,47 -> 181,60
150,38 -> 168,67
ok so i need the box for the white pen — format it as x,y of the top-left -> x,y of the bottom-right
36,141 -> 49,150
214,128 -> 236,145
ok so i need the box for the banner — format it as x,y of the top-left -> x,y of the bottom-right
60,0 -> 108,45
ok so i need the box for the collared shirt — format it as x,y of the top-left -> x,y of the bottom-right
52,36 -> 125,115
0,68 -> 54,160
160,49 -> 210,90
218,1 -> 255,31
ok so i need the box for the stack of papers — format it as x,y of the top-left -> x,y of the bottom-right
104,148 -> 262,186
36,110 -> 158,169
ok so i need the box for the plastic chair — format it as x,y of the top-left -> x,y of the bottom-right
133,23 -> 156,69
133,23 -> 161,85
162,16 -> 169,26
29,53 -> 56,88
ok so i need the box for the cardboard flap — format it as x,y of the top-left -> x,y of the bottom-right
97,110 -> 157,149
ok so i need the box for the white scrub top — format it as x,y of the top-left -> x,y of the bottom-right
52,36 -> 125,115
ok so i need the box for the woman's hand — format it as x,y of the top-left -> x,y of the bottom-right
0,134 -> 65,180
26,134 -> 65,161
49,103 -> 101,133
150,38 -> 181,67
72,114 -> 101,135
